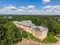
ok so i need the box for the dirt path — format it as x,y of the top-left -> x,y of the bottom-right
14,39 -> 40,45
14,37 -> 60,45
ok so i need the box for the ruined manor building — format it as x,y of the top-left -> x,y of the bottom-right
13,20 -> 48,40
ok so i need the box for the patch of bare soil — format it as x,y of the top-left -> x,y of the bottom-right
14,39 -> 40,45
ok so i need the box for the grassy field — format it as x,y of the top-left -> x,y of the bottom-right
42,33 -> 58,43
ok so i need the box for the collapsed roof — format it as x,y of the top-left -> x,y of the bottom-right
13,20 -> 48,32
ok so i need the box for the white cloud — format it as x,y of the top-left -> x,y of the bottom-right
19,6 -> 26,9
28,10 -> 33,13
28,10 -> 39,14
46,9 -> 53,12
27,5 -> 35,9
0,4 -> 60,15
0,5 -> 17,14
42,5 -> 60,15
44,5 -> 60,9
44,5 -> 60,12
42,0 -> 50,3
18,9 -> 24,12
44,5 -> 52,9
4,5 -> 17,11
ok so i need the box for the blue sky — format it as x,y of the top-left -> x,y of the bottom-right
0,0 -> 60,15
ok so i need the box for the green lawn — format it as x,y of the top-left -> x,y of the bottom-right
42,33 -> 58,43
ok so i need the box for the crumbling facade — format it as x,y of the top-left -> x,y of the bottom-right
13,20 -> 48,40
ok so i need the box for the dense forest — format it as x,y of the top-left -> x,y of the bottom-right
0,15 -> 60,45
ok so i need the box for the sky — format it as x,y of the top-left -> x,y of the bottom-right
0,0 -> 60,15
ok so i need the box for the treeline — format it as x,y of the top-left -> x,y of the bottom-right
0,15 -> 60,45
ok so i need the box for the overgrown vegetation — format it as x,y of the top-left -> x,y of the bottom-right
20,31 -> 41,42
0,15 -> 60,45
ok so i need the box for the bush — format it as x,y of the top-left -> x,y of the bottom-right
22,31 -> 28,38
